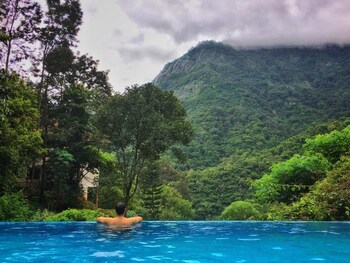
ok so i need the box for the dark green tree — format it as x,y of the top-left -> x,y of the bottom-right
45,148 -> 74,210
97,83 -> 193,207
0,70 -> 44,194
35,0 -> 83,205
66,54 -> 112,98
141,163 -> 163,220
96,152 -> 124,209
159,185 -> 195,220
45,85 -> 102,209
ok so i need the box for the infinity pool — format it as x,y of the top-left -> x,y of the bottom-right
1,221 -> 350,262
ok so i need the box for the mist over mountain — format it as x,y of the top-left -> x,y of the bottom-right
154,41 -> 350,169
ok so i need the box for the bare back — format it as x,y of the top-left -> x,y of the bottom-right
97,215 -> 142,228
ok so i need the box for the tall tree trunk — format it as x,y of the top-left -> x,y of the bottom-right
5,41 -> 11,71
39,80 -> 48,206
5,0 -> 19,70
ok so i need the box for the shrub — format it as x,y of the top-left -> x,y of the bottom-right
267,197 -> 329,221
44,209 -> 110,221
221,200 -> 260,220
30,209 -> 56,222
0,192 -> 33,221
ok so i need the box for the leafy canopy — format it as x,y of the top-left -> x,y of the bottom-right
97,83 -> 193,205
0,71 -> 44,194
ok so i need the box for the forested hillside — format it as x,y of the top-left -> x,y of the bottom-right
155,41 -> 350,169
155,41 -> 350,219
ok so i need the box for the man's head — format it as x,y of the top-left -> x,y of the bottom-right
115,202 -> 126,215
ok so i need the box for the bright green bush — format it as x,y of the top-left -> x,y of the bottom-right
267,197 -> 329,221
221,201 -> 260,220
253,153 -> 330,204
43,209 -> 113,221
0,192 -> 33,221
304,125 -> 350,163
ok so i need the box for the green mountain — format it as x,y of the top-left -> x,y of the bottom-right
154,41 -> 350,219
155,41 -> 350,170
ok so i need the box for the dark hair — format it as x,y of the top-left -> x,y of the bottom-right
115,202 -> 126,215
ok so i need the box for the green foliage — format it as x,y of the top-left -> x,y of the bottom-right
156,42 -> 350,170
30,209 -> 56,222
155,41 -> 350,220
97,83 -> 193,206
40,0 -> 82,48
254,124 -> 350,220
45,46 -> 74,74
221,201 -> 260,220
141,163 -> 163,220
159,186 -> 195,220
253,153 -> 330,204
44,84 -> 104,210
188,162 -> 251,219
267,197 -> 330,221
0,71 -> 44,194
310,155 -> 350,220
45,148 -> 75,210
96,151 -> 124,209
304,125 -> 350,163
43,209 -> 109,222
0,192 -> 33,221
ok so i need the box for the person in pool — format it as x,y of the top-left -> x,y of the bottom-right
96,202 -> 142,228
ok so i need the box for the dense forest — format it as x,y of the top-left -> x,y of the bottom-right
1,1 -> 350,221
155,41 -> 350,219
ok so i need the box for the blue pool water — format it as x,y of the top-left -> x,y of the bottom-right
0,221 -> 350,262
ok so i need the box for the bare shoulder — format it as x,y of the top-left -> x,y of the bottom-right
96,216 -> 111,223
128,216 -> 143,224
97,216 -> 142,225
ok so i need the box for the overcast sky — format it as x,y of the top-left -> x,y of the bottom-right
69,0 -> 350,92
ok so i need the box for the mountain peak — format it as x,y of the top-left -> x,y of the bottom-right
154,41 -> 239,86
188,40 -> 233,52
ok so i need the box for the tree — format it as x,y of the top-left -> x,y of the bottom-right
45,148 -> 74,210
0,0 -> 42,72
0,70 -> 44,194
141,163 -> 163,220
66,53 -> 112,98
253,153 -> 330,204
97,83 -> 193,206
34,0 -> 83,205
188,161 -> 252,220
96,151 -> 124,209
159,185 -> 195,220
45,85 -> 102,209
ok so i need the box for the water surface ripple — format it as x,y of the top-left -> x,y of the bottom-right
1,221 -> 350,262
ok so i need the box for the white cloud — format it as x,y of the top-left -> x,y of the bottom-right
118,46 -> 175,62
118,0 -> 350,46
37,0 -> 350,92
